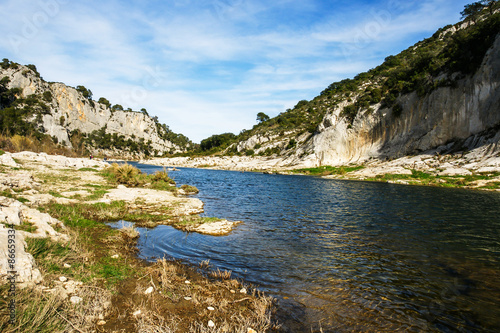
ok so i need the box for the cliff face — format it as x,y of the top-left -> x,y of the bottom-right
305,34 -> 500,166
0,65 -> 183,156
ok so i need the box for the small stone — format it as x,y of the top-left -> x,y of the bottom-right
111,254 -> 119,259
207,306 -> 215,311
185,280 -> 191,284
97,320 -> 106,326
63,263 -> 71,268
144,286 -> 154,294
70,296 -> 82,304
248,328 -> 257,333
230,289 -> 235,294
240,288 -> 247,294
132,310 -> 142,317
208,320 -> 215,327
184,296 -> 192,300
59,276 -> 68,282
98,313 -> 104,320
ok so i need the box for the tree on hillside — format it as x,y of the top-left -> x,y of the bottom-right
26,64 -> 41,77
481,0 -> 500,15
1,59 -> 10,69
461,2 -> 485,22
200,133 -> 236,151
256,112 -> 270,123
98,97 -> 111,108
76,85 -> 92,100
112,104 -> 123,111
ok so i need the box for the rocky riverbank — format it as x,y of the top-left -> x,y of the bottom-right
0,151 -> 276,332
141,141 -> 500,191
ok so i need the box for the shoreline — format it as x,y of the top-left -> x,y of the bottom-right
139,153 -> 500,192
0,152 -> 277,332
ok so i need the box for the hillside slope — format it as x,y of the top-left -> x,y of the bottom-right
224,11 -> 500,168
0,62 -> 190,157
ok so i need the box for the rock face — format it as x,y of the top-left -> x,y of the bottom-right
0,194 -> 69,287
0,65 -> 184,155
303,34 -> 500,166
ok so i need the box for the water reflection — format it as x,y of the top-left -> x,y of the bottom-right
129,163 -> 500,332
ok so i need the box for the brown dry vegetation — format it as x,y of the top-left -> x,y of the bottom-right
0,134 -> 79,157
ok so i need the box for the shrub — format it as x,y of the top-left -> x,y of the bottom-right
104,163 -> 145,186
11,135 -> 34,151
286,139 -> 296,150
180,184 -> 199,194
42,91 -> 52,102
151,169 -> 176,185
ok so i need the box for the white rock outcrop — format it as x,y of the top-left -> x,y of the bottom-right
0,65 -> 184,155
306,34 -> 500,166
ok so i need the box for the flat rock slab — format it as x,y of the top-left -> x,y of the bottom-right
99,187 -> 204,216
0,224 -> 42,287
191,220 -> 240,236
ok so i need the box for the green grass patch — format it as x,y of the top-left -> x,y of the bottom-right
14,221 -> 37,233
150,180 -> 178,192
78,167 -> 99,172
48,190 -> 64,198
86,189 -> 109,200
0,190 -> 29,203
178,215 -> 221,226
92,257 -> 133,285
41,200 -> 170,228
293,165 -> 365,176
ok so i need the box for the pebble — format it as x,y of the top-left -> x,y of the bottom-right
185,280 -> 191,284
208,320 -> 215,327
132,310 -> 142,316
111,254 -> 119,259
207,306 -> 215,311
69,296 -> 82,304
230,289 -> 235,294
144,286 -> 154,294
240,288 -> 247,294
248,329 -> 257,333
63,263 -> 71,268
97,320 -> 106,326
184,297 -> 192,301
59,276 -> 68,282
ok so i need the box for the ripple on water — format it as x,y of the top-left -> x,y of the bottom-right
128,163 -> 500,332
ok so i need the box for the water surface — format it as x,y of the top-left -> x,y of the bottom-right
126,163 -> 500,332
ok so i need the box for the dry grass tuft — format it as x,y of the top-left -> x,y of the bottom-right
210,268 -> 232,280
121,226 -> 140,240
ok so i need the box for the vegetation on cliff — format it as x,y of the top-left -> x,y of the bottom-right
0,60 -> 192,157
191,2 -> 500,156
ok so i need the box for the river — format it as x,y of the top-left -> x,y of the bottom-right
120,163 -> 500,332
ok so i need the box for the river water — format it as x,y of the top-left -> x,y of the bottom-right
124,163 -> 500,332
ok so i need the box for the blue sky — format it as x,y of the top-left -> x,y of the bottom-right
0,0 -> 471,142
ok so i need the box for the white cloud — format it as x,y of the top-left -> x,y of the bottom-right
0,0 -> 472,143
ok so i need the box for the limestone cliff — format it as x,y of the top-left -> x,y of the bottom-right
0,64 -> 189,156
229,13 -> 500,168
303,33 -> 500,166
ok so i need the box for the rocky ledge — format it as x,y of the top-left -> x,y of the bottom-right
0,151 -> 240,288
